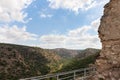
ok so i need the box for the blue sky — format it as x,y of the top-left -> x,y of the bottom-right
0,0 -> 109,49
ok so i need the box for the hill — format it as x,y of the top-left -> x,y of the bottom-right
0,43 -> 61,80
0,43 -> 100,80
59,49 -> 100,72
76,48 -> 100,58
51,48 -> 81,58
52,48 -> 100,59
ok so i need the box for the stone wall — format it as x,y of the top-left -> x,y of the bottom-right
91,0 -> 120,80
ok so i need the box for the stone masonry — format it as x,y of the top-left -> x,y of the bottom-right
90,0 -> 120,80
89,0 -> 120,80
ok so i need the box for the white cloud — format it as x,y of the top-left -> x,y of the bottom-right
68,26 -> 91,37
91,18 -> 100,31
0,25 -> 37,43
47,0 -> 110,14
0,0 -> 33,22
40,13 -> 52,18
39,18 -> 101,49
40,34 -> 66,43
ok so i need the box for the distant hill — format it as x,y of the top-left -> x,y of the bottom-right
59,49 -> 100,72
76,48 -> 100,58
51,48 -> 100,59
0,43 -> 61,80
51,48 -> 100,72
51,48 -> 81,58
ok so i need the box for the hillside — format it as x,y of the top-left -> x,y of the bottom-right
0,43 -> 101,80
59,49 -> 100,72
52,48 -> 100,59
76,48 -> 100,59
0,43 -> 61,80
51,48 -> 81,58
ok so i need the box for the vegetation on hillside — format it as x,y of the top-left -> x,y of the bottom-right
0,43 -> 61,80
0,43 -> 100,80
59,52 -> 100,72
51,48 -> 81,58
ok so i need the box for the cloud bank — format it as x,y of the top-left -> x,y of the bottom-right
0,25 -> 37,43
47,0 -> 109,14
39,18 -> 101,49
0,0 -> 33,22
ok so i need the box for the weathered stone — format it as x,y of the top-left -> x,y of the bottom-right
89,0 -> 120,80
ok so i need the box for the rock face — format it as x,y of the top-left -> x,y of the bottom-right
94,0 -> 120,80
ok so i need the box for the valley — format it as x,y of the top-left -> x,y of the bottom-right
0,43 -> 100,80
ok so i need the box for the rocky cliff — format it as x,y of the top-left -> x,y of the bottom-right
93,0 -> 120,80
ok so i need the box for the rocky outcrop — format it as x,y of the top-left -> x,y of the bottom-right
93,0 -> 120,80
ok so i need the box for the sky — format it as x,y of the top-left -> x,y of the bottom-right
0,0 -> 110,49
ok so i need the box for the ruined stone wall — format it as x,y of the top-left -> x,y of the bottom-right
94,0 -> 120,80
